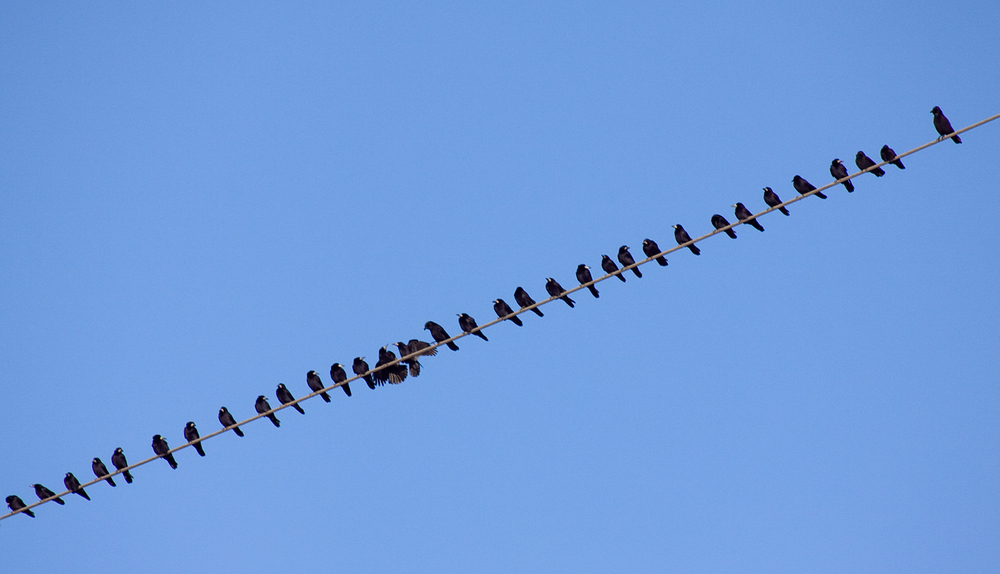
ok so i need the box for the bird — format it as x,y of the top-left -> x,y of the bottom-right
763,187 -> 790,215
601,254 -> 626,282
792,175 -> 827,199
392,343 -> 422,377
642,239 -> 669,265
218,407 -> 244,437
673,225 -> 701,255
733,203 -> 764,232
711,214 -> 737,238
112,448 -> 134,483
403,339 -> 437,377
184,422 -> 205,457
353,357 -> 376,389
425,321 -> 460,351
92,458 -> 116,487
256,395 -> 281,427
151,435 -> 178,469
374,346 -> 407,384
31,483 -> 65,505
830,159 -> 854,192
545,277 -> 575,308
514,287 -> 544,317
458,313 -> 489,341
61,472 -> 90,501
493,298 -> 523,326
880,145 -> 905,169
576,264 -> 599,298
330,362 -> 353,394
617,246 -> 642,278
307,370 -> 332,402
276,383 -> 305,414
6,495 -> 34,518
855,151 -> 885,177
931,106 -> 961,143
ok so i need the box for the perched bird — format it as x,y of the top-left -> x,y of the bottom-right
830,159 -> 854,192
112,448 -> 134,483
92,458 -> 116,487
617,246 -> 642,278
855,151 -> 885,177
425,321 -> 460,351
514,287 -> 544,317
642,239 -> 669,265
256,395 -> 281,427
711,214 -> 737,238
374,346 -> 407,384
330,363 -> 353,394
184,422 -> 205,457
931,106 -> 961,143
31,483 -> 65,505
576,264 -> 599,298
764,187 -> 790,215
545,277 -> 575,308
6,495 -> 34,517
601,254 -> 626,282
880,145 -> 905,169
276,383 -> 305,414
673,225 -> 701,255
458,313 -> 489,341
307,370 -> 332,402
793,175 -> 827,199
218,407 -> 244,437
392,343 -> 422,377
151,435 -> 178,469
733,203 -> 764,232
353,357 -> 376,389
63,472 -> 90,500
493,299 -> 523,326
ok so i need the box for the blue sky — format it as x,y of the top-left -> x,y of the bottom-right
2,2 -> 998,572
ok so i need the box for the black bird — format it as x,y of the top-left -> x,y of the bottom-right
63,472 -> 90,501
31,484 -> 65,505
112,448 -> 134,483
617,246 -> 642,278
330,363 -> 353,394
374,346 -> 407,384
601,254 -> 626,282
855,151 -> 885,177
392,343 -> 421,377
277,383 -> 305,414
545,277 -> 575,308
184,422 -> 205,457
642,239 -> 669,265
458,313 -> 489,341
514,287 -> 544,317
6,495 -> 34,518
219,407 -> 244,437
793,175 -> 827,199
880,145 -> 905,169
733,203 -> 764,232
673,225 -> 701,255
151,435 -> 178,469
576,264 -> 599,298
764,187 -> 790,215
931,106 -> 961,143
711,214 -> 737,238
425,321 -> 460,351
404,339 -> 438,377
353,357 -> 376,390
830,159 -> 854,192
256,395 -> 281,427
493,299 -> 523,326
307,370 -> 332,402
92,458 -> 116,487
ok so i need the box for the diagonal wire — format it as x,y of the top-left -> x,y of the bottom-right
4,112 -> 998,522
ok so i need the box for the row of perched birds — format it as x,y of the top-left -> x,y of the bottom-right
4,106 -> 965,520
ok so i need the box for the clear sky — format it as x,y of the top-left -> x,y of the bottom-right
2,2 -> 998,572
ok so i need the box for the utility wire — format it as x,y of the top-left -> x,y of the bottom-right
4,112 -> 998,522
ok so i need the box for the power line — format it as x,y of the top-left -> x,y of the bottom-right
4,112 -> 997,522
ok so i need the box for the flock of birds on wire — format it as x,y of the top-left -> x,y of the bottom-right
5,106 -> 966,520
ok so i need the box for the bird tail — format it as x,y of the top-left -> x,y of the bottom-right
952,135 -> 962,144
615,273 -> 626,282
844,180 -> 855,192
688,245 -> 701,256
632,267 -> 642,278
893,160 -> 905,169
293,404 -> 305,415
24,509 -> 36,517
476,331 -> 489,341
725,229 -> 737,239
815,191 -> 828,199
364,375 -> 375,389
447,341 -> 460,351
563,296 -> 575,308
55,497 -> 66,505
195,443 -> 206,457
588,285 -> 600,298
81,490 -> 91,500
511,315 -> 524,326
233,426 -> 244,437
320,391 -> 332,402
410,361 -> 421,377
750,219 -> 765,232
531,307 -> 544,317
269,414 -> 281,427
167,455 -> 178,469
123,471 -> 134,483
105,477 -> 117,487
779,206 -> 790,216
874,167 -> 885,177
